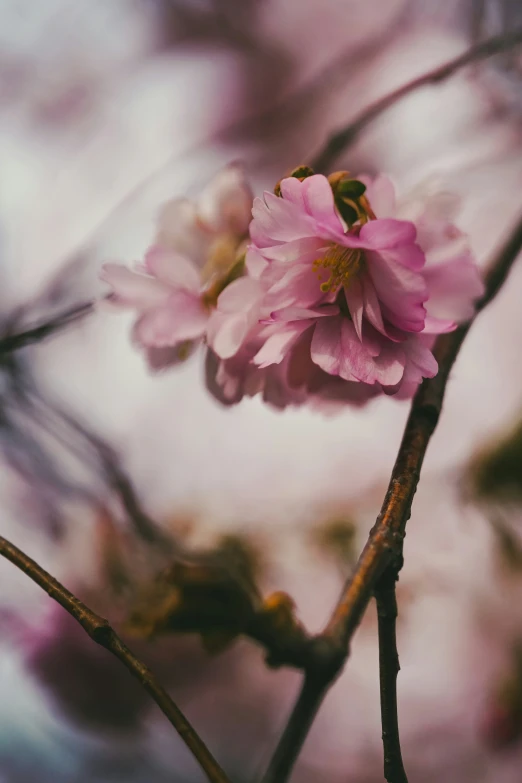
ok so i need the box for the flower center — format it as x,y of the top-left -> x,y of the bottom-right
313,244 -> 363,293
200,249 -> 246,309
201,233 -> 245,283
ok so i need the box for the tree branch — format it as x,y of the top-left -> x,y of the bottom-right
260,211 -> 522,782
261,674 -> 330,783
0,535 -> 231,783
375,568 -> 408,783
311,30 -> 522,172
53,407 -> 171,547
0,302 -> 94,356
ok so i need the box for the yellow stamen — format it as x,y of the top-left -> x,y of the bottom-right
313,245 -> 363,293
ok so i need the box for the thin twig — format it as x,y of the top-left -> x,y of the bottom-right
0,535 -> 231,783
261,212 -> 522,783
311,30 -> 522,172
261,675 -> 330,783
56,408 -> 170,546
375,568 -> 408,783
0,301 -> 94,356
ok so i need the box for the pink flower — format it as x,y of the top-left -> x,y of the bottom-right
206,325 -> 380,412
361,174 -> 485,325
360,174 -> 485,396
240,173 -> 483,399
100,165 -> 259,369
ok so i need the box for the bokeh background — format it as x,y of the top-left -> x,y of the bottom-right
1,1 -> 522,781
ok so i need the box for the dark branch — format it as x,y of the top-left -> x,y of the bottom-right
0,535 -> 231,783
312,30 -> 522,172
260,212 -> 522,782
245,604 -> 316,670
375,568 -> 408,783
261,676 -> 328,783
57,409 -> 170,547
260,631 -> 345,783
0,301 -> 94,356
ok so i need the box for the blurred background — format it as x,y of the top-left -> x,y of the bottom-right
1,1 -> 522,781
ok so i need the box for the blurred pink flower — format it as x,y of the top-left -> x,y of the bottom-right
100,165 -> 258,368
242,173 -> 484,398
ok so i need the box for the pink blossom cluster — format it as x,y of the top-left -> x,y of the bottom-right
101,166 -> 484,410
101,165 -> 259,371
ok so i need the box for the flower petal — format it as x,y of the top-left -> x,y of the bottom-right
371,341 -> 406,386
358,174 -> 397,218
301,175 -> 343,230
402,336 -> 438,384
367,250 -> 427,332
207,311 -> 251,359
338,319 -> 381,383
310,316 -> 355,380
145,343 -> 196,371
268,304 -> 340,322
264,262 -> 324,310
100,263 -> 169,308
251,192 -> 316,245
280,176 -> 307,209
246,245 -> 269,278
423,316 -> 456,334
358,218 -> 417,250
424,252 -> 484,322
343,277 -> 364,341
197,164 -> 253,236
360,273 -> 386,335
216,277 -> 262,314
253,321 -> 311,367
144,247 -> 201,292
156,198 -> 211,266
378,243 -> 426,271
261,237 -> 325,264
132,291 -> 208,347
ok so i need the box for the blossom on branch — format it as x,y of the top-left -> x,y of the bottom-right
100,164 -> 483,409
207,170 -> 484,407
100,165 -> 260,370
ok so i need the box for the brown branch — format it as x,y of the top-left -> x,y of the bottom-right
0,301 -> 94,356
126,551 -> 317,670
260,212 -> 522,783
311,30 -> 522,172
261,674 -> 330,783
245,605 -> 316,670
375,568 -> 407,783
0,535 -> 231,783
259,635 -> 344,783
